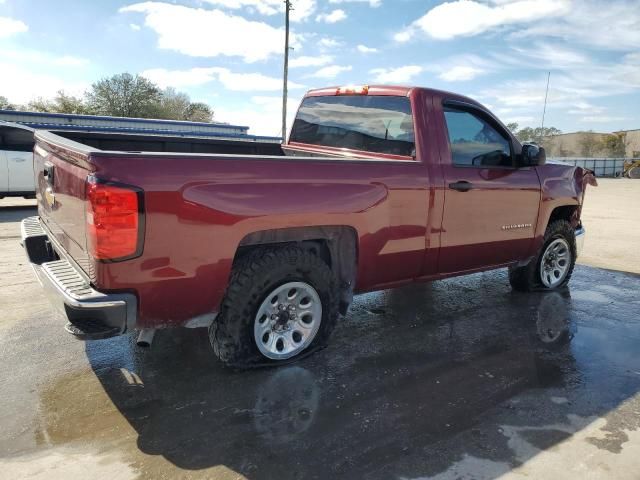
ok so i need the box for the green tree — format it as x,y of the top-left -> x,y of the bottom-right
600,132 -> 627,157
514,126 -> 561,146
7,73 -> 215,122
506,122 -> 519,133
26,97 -> 55,112
0,95 -> 17,110
154,88 -> 214,122
578,131 -> 600,157
53,91 -> 89,114
27,91 -> 88,114
183,102 -> 213,122
86,73 -> 162,117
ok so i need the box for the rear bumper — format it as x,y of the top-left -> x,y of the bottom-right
21,216 -> 137,337
575,226 -> 585,257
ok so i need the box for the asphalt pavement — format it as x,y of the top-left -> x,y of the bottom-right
1,189 -> 639,479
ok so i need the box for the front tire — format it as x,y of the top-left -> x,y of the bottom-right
509,220 -> 577,292
209,246 -> 339,367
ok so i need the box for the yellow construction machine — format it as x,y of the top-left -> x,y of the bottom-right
623,160 -> 640,178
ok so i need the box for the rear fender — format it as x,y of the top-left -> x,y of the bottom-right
237,225 -> 358,314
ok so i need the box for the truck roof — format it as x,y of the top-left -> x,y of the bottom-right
304,84 -> 483,108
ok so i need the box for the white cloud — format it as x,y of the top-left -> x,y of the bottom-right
290,55 -> 333,68
316,9 -> 347,23
438,65 -> 484,82
357,44 -> 378,54
53,55 -> 89,67
579,116 -> 627,123
567,101 -> 605,115
129,23 -> 141,31
289,0 -> 317,22
509,43 -> 588,68
394,30 -> 412,43
215,95 -> 301,136
503,115 -> 535,124
512,1 -> 640,51
329,0 -> 381,6
142,67 -> 218,88
202,0 -> 317,21
310,65 -> 352,79
142,67 -> 305,92
203,0 -> 280,16
318,37 -> 341,49
395,0 -> 570,42
120,2 -> 293,63
214,69 -> 304,91
0,16 -> 28,38
0,48 -> 89,69
370,65 -> 422,83
0,63 -> 87,104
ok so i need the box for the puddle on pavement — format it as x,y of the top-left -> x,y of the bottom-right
8,267 -> 640,479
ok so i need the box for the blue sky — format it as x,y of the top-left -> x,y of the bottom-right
1,0 -> 639,136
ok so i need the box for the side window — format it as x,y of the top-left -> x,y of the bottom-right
443,107 -> 513,167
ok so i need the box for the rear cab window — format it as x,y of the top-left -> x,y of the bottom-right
290,95 -> 415,158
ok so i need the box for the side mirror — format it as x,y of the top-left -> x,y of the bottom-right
521,144 -> 546,167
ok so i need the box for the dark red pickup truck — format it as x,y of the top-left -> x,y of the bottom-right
22,85 -> 595,366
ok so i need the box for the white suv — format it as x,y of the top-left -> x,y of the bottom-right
0,123 -> 35,199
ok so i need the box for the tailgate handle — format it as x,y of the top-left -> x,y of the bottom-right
449,181 -> 473,192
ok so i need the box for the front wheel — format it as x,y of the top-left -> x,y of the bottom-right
209,246 -> 339,367
509,220 -> 577,292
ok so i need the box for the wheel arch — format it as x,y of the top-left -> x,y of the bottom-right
547,204 -> 580,229
235,225 -> 359,314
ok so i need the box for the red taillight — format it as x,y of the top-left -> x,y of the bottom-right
86,178 -> 142,260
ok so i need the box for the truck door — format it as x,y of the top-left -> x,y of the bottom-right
8,151 -> 34,193
438,101 -> 541,274
0,151 -> 8,193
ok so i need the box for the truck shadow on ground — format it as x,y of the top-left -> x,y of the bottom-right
0,205 -> 36,224
37,267 -> 640,479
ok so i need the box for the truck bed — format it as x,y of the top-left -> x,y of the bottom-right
54,130 -> 284,156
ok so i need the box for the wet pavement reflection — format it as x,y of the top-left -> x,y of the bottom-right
4,266 -> 640,479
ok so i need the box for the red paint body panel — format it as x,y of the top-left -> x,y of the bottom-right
32,86 -> 594,329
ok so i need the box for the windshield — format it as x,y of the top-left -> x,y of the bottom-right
290,95 -> 415,157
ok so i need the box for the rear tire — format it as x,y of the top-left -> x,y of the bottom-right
209,245 -> 339,367
509,220 -> 577,292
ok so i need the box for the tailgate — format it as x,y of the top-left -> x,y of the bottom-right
34,131 -> 95,274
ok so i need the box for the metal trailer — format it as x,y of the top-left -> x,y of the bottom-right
550,157 -> 640,178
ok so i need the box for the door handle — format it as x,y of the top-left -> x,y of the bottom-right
12,158 -> 26,162
448,181 -> 473,192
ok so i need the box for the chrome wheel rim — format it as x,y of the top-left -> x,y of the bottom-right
254,281 -> 322,360
539,238 -> 571,288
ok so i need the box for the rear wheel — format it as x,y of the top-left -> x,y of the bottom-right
210,245 -> 339,367
509,219 -> 577,292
